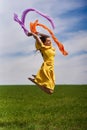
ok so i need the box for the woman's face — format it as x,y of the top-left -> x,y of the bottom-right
44,37 -> 51,46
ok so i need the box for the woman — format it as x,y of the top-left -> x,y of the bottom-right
28,32 -> 55,94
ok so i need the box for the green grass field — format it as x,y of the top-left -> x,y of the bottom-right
0,85 -> 87,130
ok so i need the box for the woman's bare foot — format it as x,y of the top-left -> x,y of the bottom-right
32,75 -> 36,78
28,77 -> 35,83
28,77 -> 53,95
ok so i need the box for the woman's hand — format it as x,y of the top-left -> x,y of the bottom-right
27,32 -> 33,36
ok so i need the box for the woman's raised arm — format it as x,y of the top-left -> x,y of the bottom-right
32,33 -> 43,45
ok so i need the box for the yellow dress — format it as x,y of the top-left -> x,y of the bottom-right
34,41 -> 55,90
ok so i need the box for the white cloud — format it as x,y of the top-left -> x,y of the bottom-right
55,30 -> 87,84
0,53 -> 43,84
55,54 -> 87,84
64,31 -> 87,54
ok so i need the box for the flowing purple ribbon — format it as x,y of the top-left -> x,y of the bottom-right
14,13 -> 29,35
14,8 -> 55,36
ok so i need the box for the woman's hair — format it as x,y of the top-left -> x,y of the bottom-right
40,36 -> 50,43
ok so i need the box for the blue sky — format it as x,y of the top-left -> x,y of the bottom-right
0,0 -> 87,85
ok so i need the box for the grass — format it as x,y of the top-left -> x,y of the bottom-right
0,85 -> 87,130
